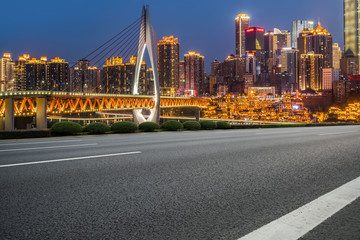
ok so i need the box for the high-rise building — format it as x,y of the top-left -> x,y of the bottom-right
245,27 -> 265,52
341,53 -> 360,75
47,57 -> 70,91
297,28 -> 313,54
291,20 -> 314,48
184,51 -> 204,96
217,54 -> 244,94
344,0 -> 360,73
273,29 -> 291,65
71,60 -> 101,92
235,13 -> 250,57
210,59 -> 221,76
322,68 -> 334,91
157,36 -> 180,94
0,53 -> 15,91
179,61 -> 185,95
306,23 -> 333,68
103,56 -> 146,94
25,57 -> 47,90
332,43 -> 342,69
280,48 -> 299,92
299,52 -> 324,91
14,54 -> 30,91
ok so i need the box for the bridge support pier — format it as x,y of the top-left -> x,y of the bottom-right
0,118 -> 4,130
195,108 -> 201,122
36,97 -> 47,129
5,98 -> 14,131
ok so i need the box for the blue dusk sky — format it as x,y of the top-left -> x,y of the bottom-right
0,0 -> 343,71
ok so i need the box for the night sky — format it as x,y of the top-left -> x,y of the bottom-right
0,0 -> 343,72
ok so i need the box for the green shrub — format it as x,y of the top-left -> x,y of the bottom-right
111,121 -> 138,133
84,122 -> 110,134
216,121 -> 231,129
161,120 -> 183,131
183,121 -> 201,130
50,121 -> 83,135
0,130 -> 50,139
199,120 -> 217,130
139,122 -> 160,132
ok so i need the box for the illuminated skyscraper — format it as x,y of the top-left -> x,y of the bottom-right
235,13 -> 250,57
25,57 -> 47,90
292,20 -> 314,48
14,54 -> 30,91
299,52 -> 324,91
0,53 -> 15,91
71,60 -> 101,92
245,27 -> 265,52
157,36 -> 180,94
344,0 -> 360,74
103,56 -> 146,94
333,43 -> 342,69
47,57 -> 70,91
280,48 -> 299,91
184,51 -> 204,96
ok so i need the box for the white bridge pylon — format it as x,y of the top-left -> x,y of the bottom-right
133,5 -> 160,124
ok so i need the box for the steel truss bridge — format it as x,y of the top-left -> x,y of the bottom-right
0,91 -> 208,130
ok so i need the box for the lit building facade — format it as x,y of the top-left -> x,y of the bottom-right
280,48 -> 299,92
332,43 -> 342,69
299,52 -> 324,91
14,54 -> 30,91
103,56 -> 146,94
184,51 -> 204,96
245,27 -> 265,52
344,0 -> 360,74
157,36 -> 180,94
71,59 -> 101,92
0,53 -> 15,91
47,57 -> 70,91
291,20 -> 314,48
25,57 -> 47,91
235,13 -> 250,57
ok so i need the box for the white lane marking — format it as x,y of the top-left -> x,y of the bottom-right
0,151 -> 142,168
0,143 -> 97,153
0,139 -> 82,147
319,131 -> 354,136
255,131 -> 301,135
237,176 -> 360,240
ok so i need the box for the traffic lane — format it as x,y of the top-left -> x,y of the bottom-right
1,126 -> 359,166
300,198 -> 360,240
1,130 -> 360,239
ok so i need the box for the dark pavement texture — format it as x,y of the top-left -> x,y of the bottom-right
1,126 -> 360,240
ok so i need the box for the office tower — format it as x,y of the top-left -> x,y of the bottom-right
235,13 -> 250,57
292,20 -> 314,48
306,23 -> 333,68
332,43 -> 342,69
25,57 -> 47,90
47,57 -> 70,91
103,56 -> 146,94
340,53 -> 359,75
299,52 -> 324,91
71,60 -> 101,92
184,51 -> 204,96
179,60 -> 185,95
344,0 -> 360,73
297,28 -> 313,54
211,59 -> 221,76
146,68 -> 154,95
264,31 -> 274,68
157,36 -> 180,94
14,54 -> 30,91
322,68 -> 333,91
245,27 -> 265,52
280,48 -> 299,92
273,29 -> 291,66
0,53 -> 15,91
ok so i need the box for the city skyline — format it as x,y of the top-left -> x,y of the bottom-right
0,0 -> 343,72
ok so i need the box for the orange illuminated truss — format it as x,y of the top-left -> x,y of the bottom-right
0,92 -> 208,117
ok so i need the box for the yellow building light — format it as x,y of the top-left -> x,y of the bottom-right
3,53 -> 11,58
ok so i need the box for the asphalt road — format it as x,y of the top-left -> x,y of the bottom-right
1,126 -> 360,240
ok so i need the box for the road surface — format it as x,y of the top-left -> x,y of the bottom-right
1,126 -> 360,239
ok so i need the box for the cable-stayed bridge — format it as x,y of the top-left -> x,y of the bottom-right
0,6 -> 208,131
